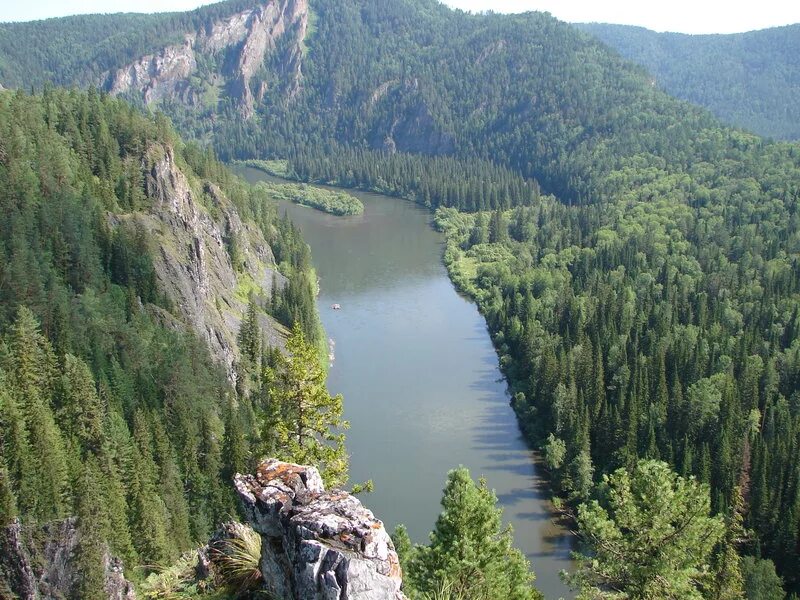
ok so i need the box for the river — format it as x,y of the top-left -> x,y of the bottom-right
237,166 -> 574,599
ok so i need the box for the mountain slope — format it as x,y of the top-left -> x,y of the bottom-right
0,87 -> 323,594
576,22 -> 800,140
0,0 -> 728,205
0,1 -> 267,88
3,1 -> 800,595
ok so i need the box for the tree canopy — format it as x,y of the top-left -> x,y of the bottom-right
565,460 -> 726,600
403,466 -> 542,600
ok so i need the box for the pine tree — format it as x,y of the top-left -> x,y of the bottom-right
408,467 -> 542,600
565,460 -> 725,599
272,324 -> 348,487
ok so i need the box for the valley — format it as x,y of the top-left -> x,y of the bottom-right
237,165 -> 575,599
1,0 -> 799,598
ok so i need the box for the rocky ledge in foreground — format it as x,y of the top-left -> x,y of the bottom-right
235,458 -> 406,600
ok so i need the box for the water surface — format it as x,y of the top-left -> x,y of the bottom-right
238,166 -> 574,599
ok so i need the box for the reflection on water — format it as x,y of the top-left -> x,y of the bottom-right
236,166 -> 575,599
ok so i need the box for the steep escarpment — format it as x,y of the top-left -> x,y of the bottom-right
123,143 -> 286,383
0,87 -> 326,600
105,0 -> 308,117
0,519 -> 136,600
235,459 -> 407,600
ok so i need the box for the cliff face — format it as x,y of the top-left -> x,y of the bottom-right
367,80 -> 456,156
117,143 -> 286,384
235,459 -> 407,600
0,519 -> 136,600
105,0 -> 308,117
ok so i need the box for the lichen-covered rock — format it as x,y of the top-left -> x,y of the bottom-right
235,459 -> 407,600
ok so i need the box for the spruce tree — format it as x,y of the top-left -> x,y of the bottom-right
272,323 -> 348,487
59,354 -> 105,454
222,395 -> 248,484
408,467 -> 542,600
0,458 -> 18,527
74,459 -> 109,600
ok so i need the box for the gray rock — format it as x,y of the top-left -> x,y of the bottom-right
104,0 -> 308,116
122,142 -> 286,386
235,459 -> 407,600
0,518 -> 136,600
195,546 -> 212,581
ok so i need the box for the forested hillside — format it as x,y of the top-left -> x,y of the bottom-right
0,0 -> 736,206
2,0 -> 800,597
435,119 -> 800,595
576,23 -> 800,140
0,1 -> 266,88
0,88 -> 344,597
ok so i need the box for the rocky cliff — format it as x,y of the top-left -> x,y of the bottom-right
0,519 -> 136,600
105,0 -> 308,117
235,459 -> 407,600
116,142 -> 286,384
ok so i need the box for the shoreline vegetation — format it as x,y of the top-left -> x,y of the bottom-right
237,160 -> 364,216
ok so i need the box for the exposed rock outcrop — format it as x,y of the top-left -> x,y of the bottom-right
368,80 -> 456,156
105,0 -> 308,117
235,459 -> 407,600
0,518 -> 136,600
119,143 -> 285,384
107,37 -> 197,104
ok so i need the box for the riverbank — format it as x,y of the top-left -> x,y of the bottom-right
234,164 -> 576,599
236,160 -> 364,216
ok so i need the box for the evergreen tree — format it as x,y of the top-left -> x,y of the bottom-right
238,297 -> 262,377
222,395 -> 248,485
58,354 -> 105,454
565,460 -> 725,599
0,458 -> 17,527
408,467 -> 542,600
708,488 -> 746,600
271,324 -> 348,487
741,557 -> 785,600
0,375 -> 34,518
73,460 -> 109,600
391,523 -> 415,569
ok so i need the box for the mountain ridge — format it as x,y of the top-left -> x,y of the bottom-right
575,21 -> 800,139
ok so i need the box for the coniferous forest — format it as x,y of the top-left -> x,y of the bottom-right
575,23 -> 800,140
0,88 -> 343,597
1,0 -> 800,598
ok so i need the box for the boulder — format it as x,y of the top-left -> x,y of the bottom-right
235,459 -> 407,600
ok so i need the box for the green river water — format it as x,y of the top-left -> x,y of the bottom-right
238,166 -> 575,599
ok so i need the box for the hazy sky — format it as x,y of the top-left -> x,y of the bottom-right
1,0 -> 799,34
